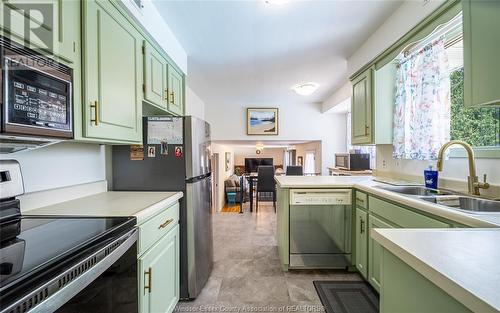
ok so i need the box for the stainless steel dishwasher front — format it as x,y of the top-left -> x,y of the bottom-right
289,189 -> 352,268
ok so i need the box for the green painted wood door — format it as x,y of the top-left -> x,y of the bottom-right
0,0 -> 79,64
83,0 -> 142,143
139,225 -> 180,313
463,0 -> 500,106
144,41 -> 169,110
368,214 -> 394,292
351,67 -> 373,144
168,64 -> 184,116
355,207 -> 368,279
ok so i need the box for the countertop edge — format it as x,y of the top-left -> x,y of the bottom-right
371,229 -> 499,313
274,177 -> 499,228
134,192 -> 184,224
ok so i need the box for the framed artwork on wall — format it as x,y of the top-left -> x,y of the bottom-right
247,108 -> 279,135
225,152 -> 231,171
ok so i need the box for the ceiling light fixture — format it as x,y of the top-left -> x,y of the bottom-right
264,0 -> 289,5
292,82 -> 319,96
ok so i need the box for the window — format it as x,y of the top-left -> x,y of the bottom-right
450,68 -> 500,147
392,12 -> 500,161
304,151 -> 315,175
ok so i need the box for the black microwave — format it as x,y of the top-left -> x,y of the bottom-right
0,37 -> 73,139
335,153 -> 370,171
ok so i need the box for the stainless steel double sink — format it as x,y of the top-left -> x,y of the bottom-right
375,185 -> 500,214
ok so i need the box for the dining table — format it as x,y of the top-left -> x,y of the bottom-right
239,173 -> 258,213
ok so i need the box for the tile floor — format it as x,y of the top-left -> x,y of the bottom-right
174,201 -> 362,313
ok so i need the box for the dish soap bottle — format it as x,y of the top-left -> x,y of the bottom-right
424,165 -> 438,189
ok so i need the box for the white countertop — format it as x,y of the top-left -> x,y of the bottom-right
24,191 -> 183,224
372,228 -> 500,313
274,175 -> 500,227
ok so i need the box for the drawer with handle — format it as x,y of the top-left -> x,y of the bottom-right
355,191 -> 368,209
138,202 -> 179,255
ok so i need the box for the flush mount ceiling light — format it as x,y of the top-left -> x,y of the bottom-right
292,82 -> 319,96
264,0 -> 289,5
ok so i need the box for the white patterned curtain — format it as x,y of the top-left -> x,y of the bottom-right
393,37 -> 451,160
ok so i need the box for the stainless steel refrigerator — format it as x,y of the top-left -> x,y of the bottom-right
112,116 -> 213,300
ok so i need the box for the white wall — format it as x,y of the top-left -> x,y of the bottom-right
205,102 -> 347,174
121,0 -> 187,74
376,145 -> 500,195
211,143 -> 235,210
295,141 -> 322,174
233,147 -> 285,166
185,86 -> 205,120
0,142 -> 106,193
322,82 -> 351,113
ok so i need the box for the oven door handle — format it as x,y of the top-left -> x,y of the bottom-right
3,228 -> 138,313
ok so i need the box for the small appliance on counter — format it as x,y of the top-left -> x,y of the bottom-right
0,36 -> 74,153
0,160 -> 138,313
112,116 -> 213,300
335,152 -> 371,171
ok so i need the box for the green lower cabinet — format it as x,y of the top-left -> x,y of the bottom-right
139,224 -> 180,313
83,0 -> 143,143
367,214 -> 394,292
167,64 -> 184,116
354,207 -> 368,279
380,248 -> 472,313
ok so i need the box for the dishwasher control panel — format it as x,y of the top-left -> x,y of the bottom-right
290,189 -> 352,205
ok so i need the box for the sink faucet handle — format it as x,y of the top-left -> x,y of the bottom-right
483,174 -> 487,183
476,174 -> 490,190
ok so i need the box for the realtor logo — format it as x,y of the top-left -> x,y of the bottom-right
2,1 -> 54,53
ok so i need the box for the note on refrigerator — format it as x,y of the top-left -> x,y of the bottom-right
147,116 -> 183,144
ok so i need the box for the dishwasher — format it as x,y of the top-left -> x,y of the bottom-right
289,189 -> 352,269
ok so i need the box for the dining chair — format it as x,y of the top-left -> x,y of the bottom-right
286,166 -> 303,176
256,166 -> 276,212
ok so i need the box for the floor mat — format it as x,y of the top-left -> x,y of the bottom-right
220,204 -> 241,213
313,281 -> 379,313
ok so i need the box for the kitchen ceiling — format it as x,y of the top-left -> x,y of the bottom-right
153,0 -> 403,106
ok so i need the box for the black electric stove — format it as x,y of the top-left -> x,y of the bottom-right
0,161 -> 139,313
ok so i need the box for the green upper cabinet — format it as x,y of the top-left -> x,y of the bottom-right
82,0 -> 143,143
139,225 -> 180,313
463,0 -> 500,107
355,207 -> 368,279
0,0 -> 79,64
167,64 -> 184,116
143,41 -> 169,110
351,67 -> 373,144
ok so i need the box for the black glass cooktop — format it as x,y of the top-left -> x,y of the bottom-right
0,215 -> 135,292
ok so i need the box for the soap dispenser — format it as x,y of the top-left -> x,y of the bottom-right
424,165 -> 438,189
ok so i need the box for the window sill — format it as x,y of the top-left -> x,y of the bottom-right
449,147 -> 500,159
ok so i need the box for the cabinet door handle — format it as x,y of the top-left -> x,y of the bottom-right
360,219 -> 365,234
170,91 -> 175,104
90,101 -> 99,125
159,218 -> 174,229
144,267 -> 152,294
364,125 -> 369,135
164,89 -> 169,101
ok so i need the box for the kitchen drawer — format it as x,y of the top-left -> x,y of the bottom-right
355,191 -> 368,209
369,196 -> 449,228
138,202 -> 179,255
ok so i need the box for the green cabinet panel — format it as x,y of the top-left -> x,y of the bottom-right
463,0 -> 500,107
168,64 -> 184,116
355,207 -> 368,279
83,0 -> 142,143
276,186 -> 290,270
367,214 -> 394,292
0,0 -> 79,64
351,67 -> 373,144
139,225 -> 180,313
380,248 -> 472,313
369,196 -> 450,228
144,41 -> 169,110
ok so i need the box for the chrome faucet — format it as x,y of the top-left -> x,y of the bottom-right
436,140 -> 489,196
